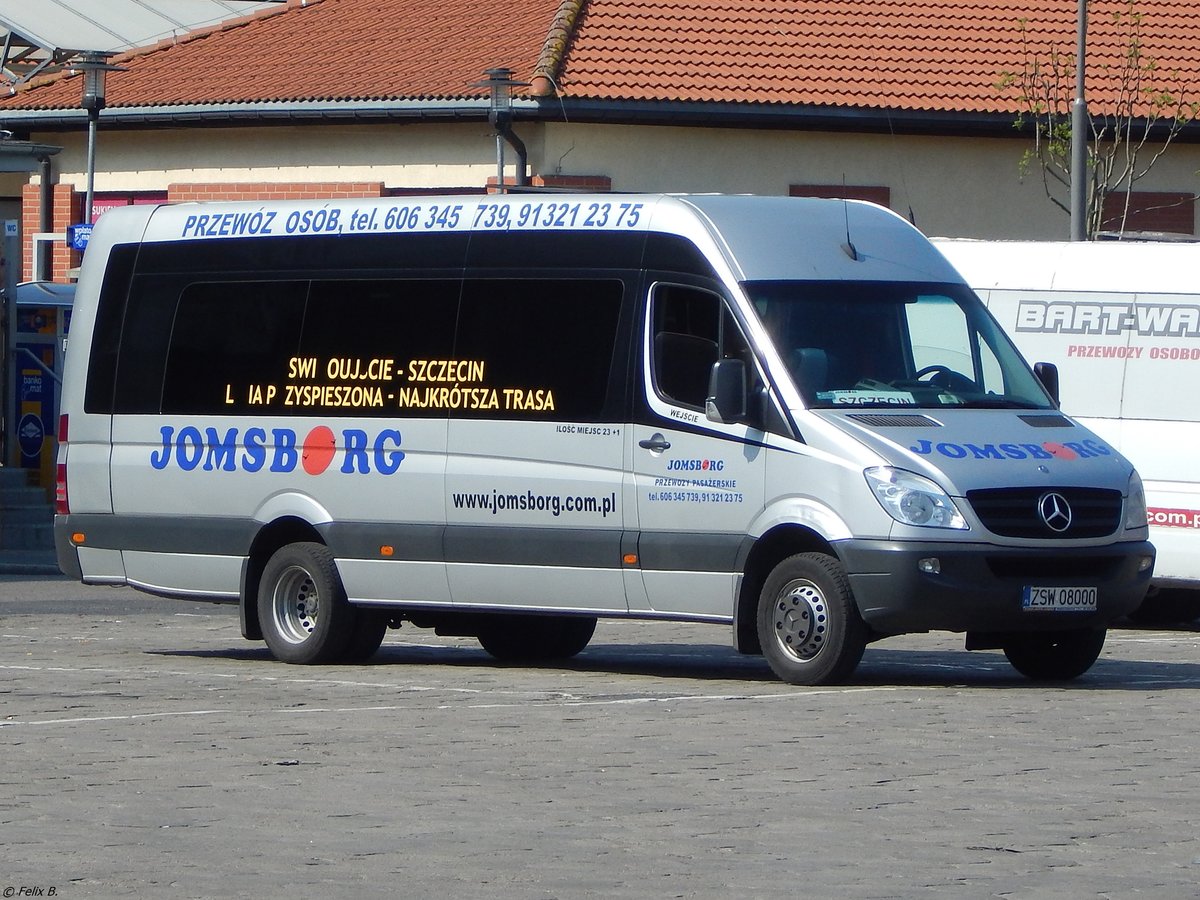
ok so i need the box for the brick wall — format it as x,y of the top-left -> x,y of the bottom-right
21,182 -> 81,283
486,174 -> 612,193
167,182 -> 386,202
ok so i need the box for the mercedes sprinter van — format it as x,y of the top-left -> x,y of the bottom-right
55,195 -> 1153,684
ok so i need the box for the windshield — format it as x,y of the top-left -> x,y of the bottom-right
744,280 -> 1053,411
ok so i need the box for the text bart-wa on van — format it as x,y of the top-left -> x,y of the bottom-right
55,194 -> 1154,685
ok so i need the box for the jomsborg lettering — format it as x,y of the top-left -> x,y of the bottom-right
149,425 -> 405,475
909,439 -> 1111,461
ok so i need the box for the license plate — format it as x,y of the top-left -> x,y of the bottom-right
1022,585 -> 1098,612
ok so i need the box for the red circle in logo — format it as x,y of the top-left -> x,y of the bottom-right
302,426 -> 337,475
1042,442 -> 1078,460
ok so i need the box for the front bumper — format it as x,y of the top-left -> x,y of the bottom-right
836,538 -> 1155,635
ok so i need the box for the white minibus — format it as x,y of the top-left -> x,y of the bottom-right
54,195 -> 1154,683
935,238 -> 1199,623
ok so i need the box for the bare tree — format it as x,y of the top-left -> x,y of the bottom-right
996,2 -> 1200,237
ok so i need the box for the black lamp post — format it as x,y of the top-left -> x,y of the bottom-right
473,68 -> 529,193
75,51 -> 122,224
1070,0 -> 1089,241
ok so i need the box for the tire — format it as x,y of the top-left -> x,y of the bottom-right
477,615 -> 597,662
756,552 -> 868,685
1002,628 -> 1107,681
338,610 -> 389,664
258,542 -> 355,664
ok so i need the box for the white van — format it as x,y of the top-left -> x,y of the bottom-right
934,238 -> 1199,623
54,195 -> 1154,684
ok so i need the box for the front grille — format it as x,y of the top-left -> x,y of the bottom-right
966,486 -> 1123,538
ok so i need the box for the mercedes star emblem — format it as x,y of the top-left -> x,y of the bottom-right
1038,492 -> 1073,533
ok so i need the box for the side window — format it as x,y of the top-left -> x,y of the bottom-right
83,244 -> 138,414
298,279 -> 459,416
113,274 -> 188,414
161,278 -> 462,416
650,284 -> 751,410
161,281 -> 304,414
454,279 -> 624,420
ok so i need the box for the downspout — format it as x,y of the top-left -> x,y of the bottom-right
498,124 -> 528,187
38,154 -> 52,280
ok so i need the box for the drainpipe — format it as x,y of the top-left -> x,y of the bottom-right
499,124 -> 529,187
38,154 -> 52,280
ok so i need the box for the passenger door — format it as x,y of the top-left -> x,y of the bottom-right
630,282 -> 767,618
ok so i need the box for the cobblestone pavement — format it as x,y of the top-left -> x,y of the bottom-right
2,576 -> 1199,899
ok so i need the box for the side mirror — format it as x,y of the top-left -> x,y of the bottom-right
706,359 -> 748,424
1034,361 -> 1060,406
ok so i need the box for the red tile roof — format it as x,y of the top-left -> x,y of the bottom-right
1,0 -> 563,109
558,0 -> 1200,116
2,0 -> 1198,119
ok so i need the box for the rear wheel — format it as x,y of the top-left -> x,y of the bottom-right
258,542 -> 354,664
1002,628 -> 1106,681
756,552 -> 867,685
477,615 -> 597,661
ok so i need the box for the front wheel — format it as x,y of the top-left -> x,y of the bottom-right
1002,628 -> 1106,681
757,553 -> 868,685
258,542 -> 355,664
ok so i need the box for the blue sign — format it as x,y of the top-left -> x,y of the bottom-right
67,223 -> 93,251
18,413 -> 44,459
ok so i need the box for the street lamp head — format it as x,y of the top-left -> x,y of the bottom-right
74,51 -> 124,112
473,67 -> 530,126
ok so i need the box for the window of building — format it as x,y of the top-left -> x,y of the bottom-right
1100,191 -> 1195,235
790,184 -> 892,208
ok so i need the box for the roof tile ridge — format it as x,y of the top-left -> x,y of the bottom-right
532,0 -> 587,97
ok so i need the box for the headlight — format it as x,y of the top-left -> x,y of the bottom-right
865,467 -> 968,530
1125,470 -> 1148,530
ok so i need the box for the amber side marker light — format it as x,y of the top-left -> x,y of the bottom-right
380,545 -> 395,557
72,533 -> 86,545
623,553 -> 638,566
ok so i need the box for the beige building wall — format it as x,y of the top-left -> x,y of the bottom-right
21,118 -> 1200,242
